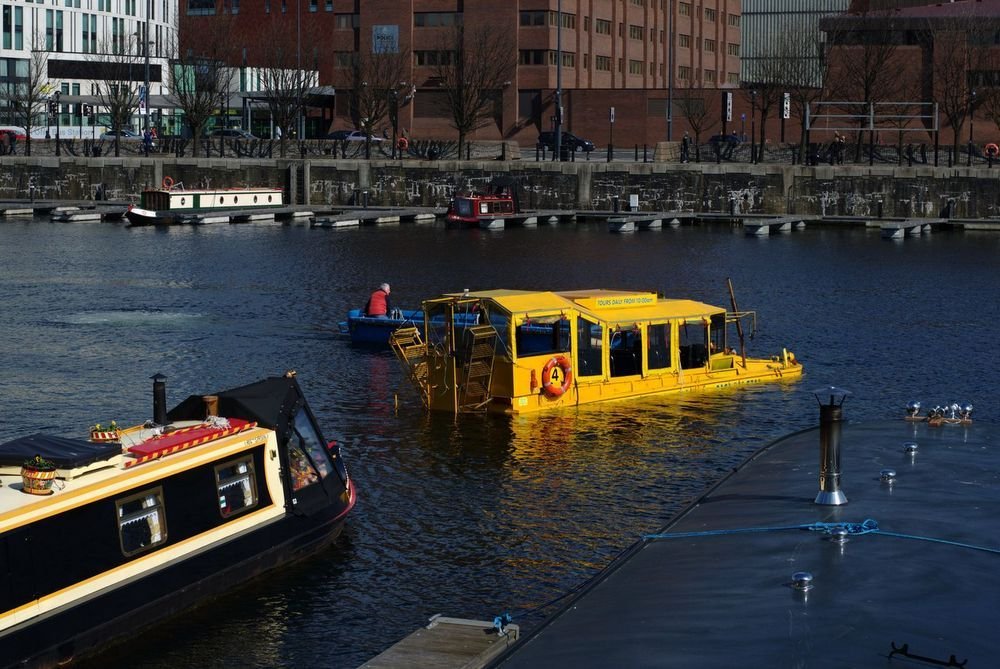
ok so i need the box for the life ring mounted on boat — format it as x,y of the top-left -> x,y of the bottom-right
396,137 -> 409,152
541,355 -> 573,398
161,176 -> 174,190
986,143 -> 999,158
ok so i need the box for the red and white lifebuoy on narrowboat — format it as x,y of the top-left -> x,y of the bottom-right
986,143 -> 999,158
397,137 -> 409,152
541,355 -> 573,398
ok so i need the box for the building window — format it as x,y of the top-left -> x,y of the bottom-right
704,39 -> 715,53
629,25 -> 643,40
187,0 -> 215,16
216,456 -> 258,519
727,72 -> 740,84
728,14 -> 740,27
595,55 -> 611,71
309,0 -> 317,12
679,65 -> 691,80
595,19 -> 611,35
416,11 -> 462,27
705,8 -> 716,22
333,51 -> 354,67
519,49 -> 545,66
583,53 -> 589,68
618,58 -> 623,72
549,51 -> 575,67
415,50 -> 454,66
679,34 -> 689,47
728,42 -> 740,56
679,2 -> 691,17
704,69 -> 716,83
117,487 -> 167,557
584,16 -> 590,31
335,13 -> 359,29
629,59 -> 643,75
325,0 -> 332,10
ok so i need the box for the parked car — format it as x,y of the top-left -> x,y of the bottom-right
537,131 -> 595,153
708,133 -> 743,148
327,129 -> 384,143
209,128 -> 257,139
100,129 -> 141,140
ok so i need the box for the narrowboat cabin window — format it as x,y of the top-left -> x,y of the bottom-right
680,319 -> 709,369
647,323 -> 671,370
577,316 -> 603,377
287,439 -> 320,491
117,487 -> 167,557
516,315 -> 570,356
216,456 -> 258,518
479,201 -> 489,214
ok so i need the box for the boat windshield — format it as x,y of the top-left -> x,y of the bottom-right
453,198 -> 474,217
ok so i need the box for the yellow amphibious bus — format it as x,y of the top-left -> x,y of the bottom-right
390,287 -> 802,415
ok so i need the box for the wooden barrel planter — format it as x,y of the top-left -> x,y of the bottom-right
21,456 -> 57,495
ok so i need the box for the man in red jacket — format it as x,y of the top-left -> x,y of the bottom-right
365,283 -> 391,318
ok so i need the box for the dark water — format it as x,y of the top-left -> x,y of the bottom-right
1,218 -> 997,668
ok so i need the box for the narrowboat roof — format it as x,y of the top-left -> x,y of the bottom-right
440,289 -> 724,322
489,416 -> 996,667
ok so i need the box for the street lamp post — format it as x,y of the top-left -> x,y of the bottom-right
143,0 -> 150,157
968,89 -> 976,167
750,90 -> 757,164
554,0 -> 563,161
54,91 -> 61,157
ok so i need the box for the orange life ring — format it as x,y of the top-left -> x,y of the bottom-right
986,143 -> 999,157
162,176 -> 174,190
397,137 -> 409,151
541,355 -> 573,398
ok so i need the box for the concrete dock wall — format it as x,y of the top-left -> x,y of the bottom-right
2,158 -> 998,219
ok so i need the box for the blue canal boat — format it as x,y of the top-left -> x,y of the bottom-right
339,307 -> 482,347
488,393 -> 989,667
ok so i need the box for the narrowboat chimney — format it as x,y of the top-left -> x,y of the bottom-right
152,373 -> 167,426
813,386 -> 850,506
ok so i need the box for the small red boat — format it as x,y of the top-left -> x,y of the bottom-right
445,178 -> 520,226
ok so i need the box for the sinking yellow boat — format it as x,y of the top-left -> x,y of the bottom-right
390,286 -> 802,415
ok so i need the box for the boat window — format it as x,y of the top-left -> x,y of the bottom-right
710,314 -> 726,354
117,487 -> 167,557
610,325 -> 643,377
216,455 -> 258,519
515,315 -> 570,356
486,306 -> 510,353
479,201 -> 489,214
647,323 -> 671,370
679,319 -> 709,369
577,316 -> 603,377
293,409 -> 333,480
454,199 -> 473,217
287,438 -> 320,491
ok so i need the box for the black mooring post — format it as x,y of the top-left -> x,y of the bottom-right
814,387 -> 850,506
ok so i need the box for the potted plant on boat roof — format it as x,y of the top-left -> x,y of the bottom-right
90,420 -> 121,443
21,455 -> 58,495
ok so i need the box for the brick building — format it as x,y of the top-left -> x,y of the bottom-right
181,0 -> 742,146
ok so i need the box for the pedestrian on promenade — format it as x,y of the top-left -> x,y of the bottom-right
681,131 -> 690,163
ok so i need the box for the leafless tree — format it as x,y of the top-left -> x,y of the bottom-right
165,14 -> 237,158
922,15 -> 994,162
675,87 -> 717,162
255,20 -> 317,158
348,47 -> 411,158
90,32 -> 146,157
0,30 -> 49,156
430,23 -> 516,157
823,9 -> 908,160
764,31 -> 829,163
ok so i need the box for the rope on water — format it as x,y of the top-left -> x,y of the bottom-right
643,518 -> 1000,554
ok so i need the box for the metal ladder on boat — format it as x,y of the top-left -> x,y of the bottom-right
459,325 -> 498,411
389,326 -> 432,408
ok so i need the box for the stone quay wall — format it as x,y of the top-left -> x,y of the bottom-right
2,157 -> 999,219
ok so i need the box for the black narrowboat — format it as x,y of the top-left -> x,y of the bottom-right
0,372 -> 355,668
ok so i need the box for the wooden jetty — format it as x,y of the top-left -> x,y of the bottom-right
359,615 -> 518,669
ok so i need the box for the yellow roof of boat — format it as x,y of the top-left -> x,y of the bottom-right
445,289 -> 724,322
